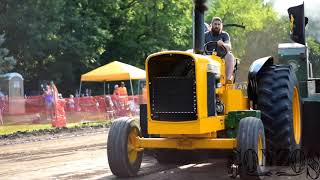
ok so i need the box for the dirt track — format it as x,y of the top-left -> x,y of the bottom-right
0,128 -> 310,180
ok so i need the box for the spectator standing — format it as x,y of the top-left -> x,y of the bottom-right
50,81 -> 59,103
49,81 -> 66,127
113,85 -> 119,96
0,88 -> 5,125
89,89 -> 92,96
105,95 -> 115,120
142,83 -> 147,104
117,82 -> 129,115
118,82 -> 128,96
112,84 -> 119,109
67,94 -> 75,112
85,89 -> 89,97
44,84 -> 54,121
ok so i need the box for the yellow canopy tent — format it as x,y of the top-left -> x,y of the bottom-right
80,61 -> 146,95
81,61 -> 145,82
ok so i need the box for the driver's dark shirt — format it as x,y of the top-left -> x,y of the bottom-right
205,31 -> 230,55
205,31 -> 230,44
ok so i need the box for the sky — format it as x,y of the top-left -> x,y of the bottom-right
265,0 -> 320,17
265,0 -> 320,41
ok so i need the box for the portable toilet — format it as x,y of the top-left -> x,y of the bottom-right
0,72 -> 25,114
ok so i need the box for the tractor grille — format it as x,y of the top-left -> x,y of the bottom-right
148,54 -> 197,121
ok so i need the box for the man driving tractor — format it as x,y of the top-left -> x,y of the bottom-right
205,17 -> 235,83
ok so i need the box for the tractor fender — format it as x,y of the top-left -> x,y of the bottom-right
247,56 -> 274,102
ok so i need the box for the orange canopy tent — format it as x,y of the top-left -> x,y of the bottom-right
80,61 -> 146,95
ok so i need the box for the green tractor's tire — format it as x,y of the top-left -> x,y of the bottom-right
153,149 -> 207,165
256,65 -> 302,165
237,117 -> 266,180
107,118 -> 143,177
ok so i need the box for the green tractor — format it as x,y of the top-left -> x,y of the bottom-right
278,4 -> 320,151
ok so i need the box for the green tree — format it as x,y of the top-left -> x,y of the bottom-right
0,0 -> 294,94
1,0 -> 112,94
206,0 -> 277,57
307,37 -> 320,77
103,0 -> 193,67
45,0 -> 113,94
306,14 -> 320,77
1,0 -> 194,95
0,34 -> 16,73
206,0 -> 290,81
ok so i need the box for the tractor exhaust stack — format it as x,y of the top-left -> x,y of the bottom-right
193,0 -> 207,54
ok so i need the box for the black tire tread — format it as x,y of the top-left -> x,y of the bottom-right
107,118 -> 143,177
237,117 -> 265,180
256,65 -> 301,163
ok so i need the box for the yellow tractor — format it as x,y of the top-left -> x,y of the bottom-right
107,0 -> 302,179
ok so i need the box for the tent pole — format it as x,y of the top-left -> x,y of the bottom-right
129,78 -> 134,116
103,81 -> 106,96
78,81 -> 82,112
79,81 -> 82,97
130,78 -> 134,96
108,83 -> 110,95
137,80 -> 140,96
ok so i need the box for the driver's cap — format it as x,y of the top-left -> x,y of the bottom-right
211,17 -> 222,24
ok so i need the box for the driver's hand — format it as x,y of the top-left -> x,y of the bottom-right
217,40 -> 224,47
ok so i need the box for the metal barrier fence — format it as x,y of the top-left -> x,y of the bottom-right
0,95 -> 144,126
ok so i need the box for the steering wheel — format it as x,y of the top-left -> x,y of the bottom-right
204,41 -> 228,58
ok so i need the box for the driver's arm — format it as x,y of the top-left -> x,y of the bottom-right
218,32 -> 232,51
223,42 -> 232,51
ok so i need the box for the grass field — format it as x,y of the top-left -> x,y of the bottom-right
0,120 -> 111,135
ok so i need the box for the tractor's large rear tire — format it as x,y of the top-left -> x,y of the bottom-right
256,65 -> 302,165
107,118 -> 143,177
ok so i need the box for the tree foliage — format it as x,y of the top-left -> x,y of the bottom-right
0,34 -> 16,74
1,0 -> 314,94
307,37 -> 320,77
1,0 -> 113,93
206,0 -> 286,81
206,0 -> 277,56
0,0 -> 193,95
102,0 -> 193,66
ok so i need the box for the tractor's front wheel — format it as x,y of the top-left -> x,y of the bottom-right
237,117 -> 266,180
107,118 -> 143,177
